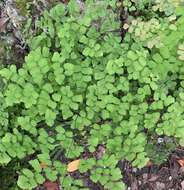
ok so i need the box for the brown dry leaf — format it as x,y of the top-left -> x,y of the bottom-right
67,159 -> 80,172
40,162 -> 48,168
43,181 -> 60,190
177,159 -> 184,167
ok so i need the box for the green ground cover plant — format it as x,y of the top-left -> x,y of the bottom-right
1,0 -> 184,189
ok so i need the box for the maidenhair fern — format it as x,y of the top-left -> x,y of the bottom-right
0,0 -> 184,189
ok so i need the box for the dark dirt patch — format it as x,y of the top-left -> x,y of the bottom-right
119,149 -> 184,190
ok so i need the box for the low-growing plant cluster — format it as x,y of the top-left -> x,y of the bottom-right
1,0 -> 184,189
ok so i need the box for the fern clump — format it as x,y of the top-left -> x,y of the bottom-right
1,0 -> 184,189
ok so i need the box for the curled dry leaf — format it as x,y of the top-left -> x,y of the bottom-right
67,159 -> 80,172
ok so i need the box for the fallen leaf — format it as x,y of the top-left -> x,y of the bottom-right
40,162 -> 48,168
43,181 -> 60,190
67,159 -> 80,172
177,159 -> 184,167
